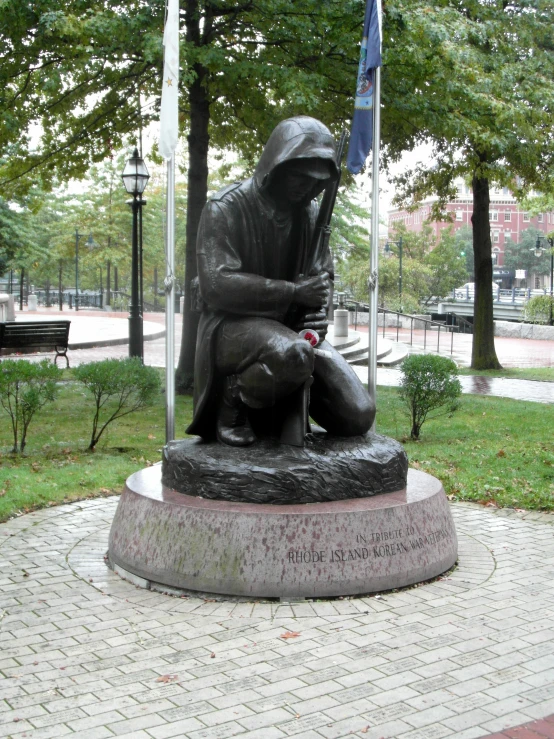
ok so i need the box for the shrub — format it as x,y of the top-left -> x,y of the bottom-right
523,294 -> 554,325
0,359 -> 62,453
74,358 -> 161,450
399,354 -> 462,440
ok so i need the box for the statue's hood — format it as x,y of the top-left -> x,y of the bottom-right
253,117 -> 339,198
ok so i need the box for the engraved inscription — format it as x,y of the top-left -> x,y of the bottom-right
287,524 -> 453,564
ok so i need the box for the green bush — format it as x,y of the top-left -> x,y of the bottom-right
0,359 -> 62,453
523,294 -> 554,325
399,354 -> 462,440
74,358 -> 161,450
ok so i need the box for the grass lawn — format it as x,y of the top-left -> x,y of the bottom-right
0,376 -> 552,521
458,367 -> 554,382
376,386 -> 554,512
0,376 -> 193,522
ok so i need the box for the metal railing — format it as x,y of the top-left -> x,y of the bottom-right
378,308 -> 458,355
451,286 -> 550,304
68,293 -> 104,310
338,299 -> 463,356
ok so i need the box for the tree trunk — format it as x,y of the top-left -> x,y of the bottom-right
175,0 -> 210,395
471,171 -> 502,370
19,268 -> 24,311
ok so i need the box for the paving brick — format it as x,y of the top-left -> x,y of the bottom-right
2,490 -> 554,739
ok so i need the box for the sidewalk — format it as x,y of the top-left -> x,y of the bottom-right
0,498 -> 553,739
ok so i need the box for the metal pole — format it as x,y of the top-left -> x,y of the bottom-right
128,196 -> 142,358
75,230 -> 79,311
58,260 -> 63,311
107,259 -> 111,306
139,192 -> 144,338
368,65 -> 381,431
398,236 -> 403,310
547,243 -> 553,316
165,156 -> 176,443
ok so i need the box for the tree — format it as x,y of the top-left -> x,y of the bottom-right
0,0 -> 367,392
339,223 -> 468,311
0,359 -> 61,453
454,225 -> 474,278
503,227 -> 550,279
381,0 -> 554,370
74,358 -> 161,450
399,354 -> 461,441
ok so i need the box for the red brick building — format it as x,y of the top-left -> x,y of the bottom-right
388,180 -> 554,273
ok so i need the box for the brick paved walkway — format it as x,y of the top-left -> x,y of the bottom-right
1,499 -> 553,739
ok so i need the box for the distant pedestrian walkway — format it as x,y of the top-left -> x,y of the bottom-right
355,366 -> 554,405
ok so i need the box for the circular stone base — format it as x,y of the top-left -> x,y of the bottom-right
108,465 -> 458,598
162,431 -> 408,504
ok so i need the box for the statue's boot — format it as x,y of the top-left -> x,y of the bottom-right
216,375 -> 256,447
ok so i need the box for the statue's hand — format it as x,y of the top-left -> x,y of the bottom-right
294,272 -> 330,308
293,310 -> 329,343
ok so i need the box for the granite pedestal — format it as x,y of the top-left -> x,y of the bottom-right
108,464 -> 458,598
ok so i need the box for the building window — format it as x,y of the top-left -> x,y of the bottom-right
535,276 -> 541,289
490,211 -> 498,221
502,187 -> 510,195
523,213 -> 530,222
504,211 -> 511,222
456,211 -> 463,221
505,231 -> 512,241
538,213 -> 544,222
492,231 -> 500,243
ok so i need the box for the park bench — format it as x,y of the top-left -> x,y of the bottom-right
0,321 -> 71,366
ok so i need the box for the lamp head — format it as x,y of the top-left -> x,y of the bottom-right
121,148 -> 150,196
533,235 -> 544,258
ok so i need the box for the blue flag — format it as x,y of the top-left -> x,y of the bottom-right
346,0 -> 382,174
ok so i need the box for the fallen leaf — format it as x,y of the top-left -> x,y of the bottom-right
148,434 -> 156,439
210,653 -> 216,658
156,674 -> 178,683
497,449 -> 506,457
280,631 -> 301,640
361,727 -> 369,734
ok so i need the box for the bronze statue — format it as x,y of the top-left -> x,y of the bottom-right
186,116 -> 375,446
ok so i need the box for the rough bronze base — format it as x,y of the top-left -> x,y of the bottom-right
162,431 -> 408,504
108,465 -> 458,598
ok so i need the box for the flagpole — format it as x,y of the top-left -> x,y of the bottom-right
165,155 -> 176,443
368,65 -> 381,430
159,0 -> 179,444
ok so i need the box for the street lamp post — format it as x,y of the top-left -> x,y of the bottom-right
74,230 -> 95,311
533,235 -> 554,326
121,148 -> 150,359
384,236 -> 404,310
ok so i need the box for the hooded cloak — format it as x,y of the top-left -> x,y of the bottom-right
187,117 -> 339,439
